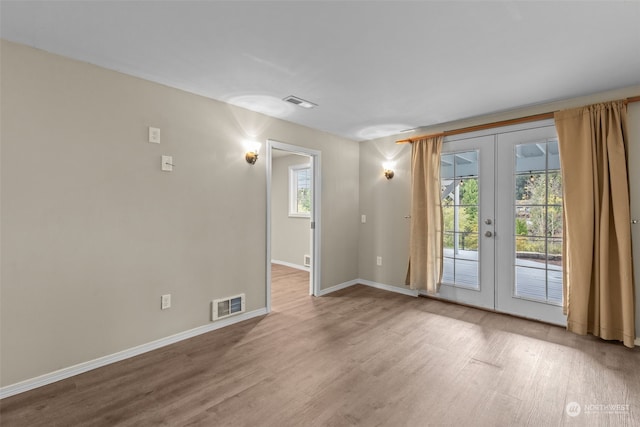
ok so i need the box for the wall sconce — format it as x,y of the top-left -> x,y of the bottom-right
245,151 -> 258,165
244,141 -> 261,165
383,162 -> 395,180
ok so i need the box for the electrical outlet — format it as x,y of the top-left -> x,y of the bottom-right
161,155 -> 173,172
361,214 -> 367,223
161,294 -> 171,310
376,256 -> 382,266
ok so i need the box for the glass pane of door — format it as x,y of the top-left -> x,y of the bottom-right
513,140 -> 563,305
437,135 -> 495,311
441,151 -> 480,289
496,125 -> 566,326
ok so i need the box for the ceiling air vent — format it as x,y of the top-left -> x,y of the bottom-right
212,293 -> 245,321
283,95 -> 317,109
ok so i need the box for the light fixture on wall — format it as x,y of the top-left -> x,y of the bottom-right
245,141 -> 261,165
383,161 -> 395,180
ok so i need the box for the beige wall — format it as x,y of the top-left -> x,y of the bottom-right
358,142 -> 412,287
0,40 -> 359,386
359,85 -> 640,337
2,38 -> 638,390
271,154 -> 311,267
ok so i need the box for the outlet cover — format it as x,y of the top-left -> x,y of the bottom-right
161,294 -> 171,310
161,155 -> 173,172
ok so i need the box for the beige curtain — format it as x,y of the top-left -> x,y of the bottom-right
406,136 -> 444,293
554,100 -> 636,348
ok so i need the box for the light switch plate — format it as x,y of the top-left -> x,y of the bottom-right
149,127 -> 160,143
161,294 -> 171,310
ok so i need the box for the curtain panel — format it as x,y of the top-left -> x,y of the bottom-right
406,136 -> 444,293
554,100 -> 636,348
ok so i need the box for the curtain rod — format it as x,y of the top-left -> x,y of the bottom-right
396,95 -> 640,144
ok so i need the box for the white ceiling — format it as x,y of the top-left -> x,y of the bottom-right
2,1 -> 639,142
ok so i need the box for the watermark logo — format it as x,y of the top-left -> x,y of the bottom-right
566,401 -> 630,417
584,404 -> 630,415
566,402 -> 581,417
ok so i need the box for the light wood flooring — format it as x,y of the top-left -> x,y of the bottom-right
1,264 -> 639,426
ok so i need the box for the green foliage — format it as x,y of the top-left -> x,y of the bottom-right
459,178 -> 478,217
522,172 -> 563,238
442,167 -> 563,256
297,188 -> 311,213
515,218 -> 528,235
516,237 -> 546,253
514,169 -> 563,254
515,175 -> 531,200
442,178 -> 479,251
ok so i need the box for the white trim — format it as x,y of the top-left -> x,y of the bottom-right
266,144 -> 273,313
0,308 -> 267,400
635,337 -> 640,347
288,163 -> 312,218
316,279 -> 360,296
271,259 -> 310,272
288,213 -> 311,218
359,279 -> 419,297
316,278 -> 419,298
267,140 -> 321,307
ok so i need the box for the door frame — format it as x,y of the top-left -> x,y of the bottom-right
266,140 -> 321,313
431,119 -> 566,325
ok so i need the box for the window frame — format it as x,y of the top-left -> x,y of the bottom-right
288,163 -> 311,218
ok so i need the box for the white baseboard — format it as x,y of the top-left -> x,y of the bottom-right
316,279 -> 359,296
271,259 -> 310,272
635,337 -> 640,347
316,278 -> 418,298
0,308 -> 268,400
358,279 -> 419,297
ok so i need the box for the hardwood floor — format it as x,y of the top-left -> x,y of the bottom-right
1,264 -> 639,426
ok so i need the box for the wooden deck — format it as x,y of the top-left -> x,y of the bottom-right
444,249 -> 562,304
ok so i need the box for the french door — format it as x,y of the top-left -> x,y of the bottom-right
438,122 -> 566,325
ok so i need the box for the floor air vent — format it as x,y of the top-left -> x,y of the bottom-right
212,294 -> 245,320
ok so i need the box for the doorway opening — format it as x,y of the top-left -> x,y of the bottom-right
266,140 -> 321,313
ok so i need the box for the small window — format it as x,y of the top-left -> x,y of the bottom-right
289,164 -> 311,217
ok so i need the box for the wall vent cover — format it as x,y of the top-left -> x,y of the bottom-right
303,255 -> 311,267
282,95 -> 317,109
212,293 -> 245,321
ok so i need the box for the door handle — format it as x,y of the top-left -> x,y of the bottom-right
484,219 -> 492,225
485,231 -> 493,237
